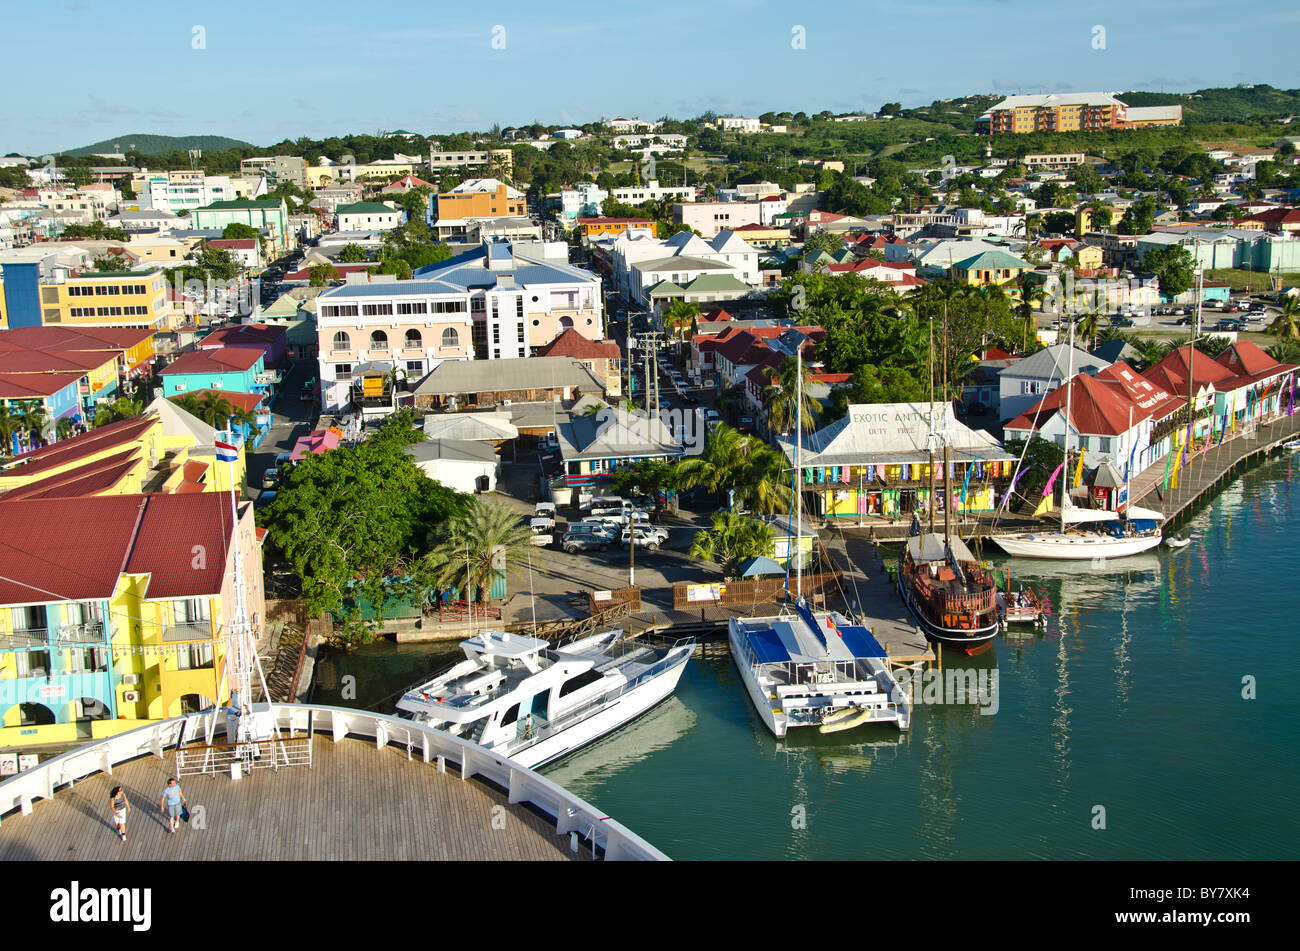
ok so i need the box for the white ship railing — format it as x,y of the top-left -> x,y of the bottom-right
0,702 -> 669,861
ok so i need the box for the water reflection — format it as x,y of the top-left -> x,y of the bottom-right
544,696 -> 697,785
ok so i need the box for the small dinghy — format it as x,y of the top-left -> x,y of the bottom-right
1165,536 -> 1190,549
818,706 -> 875,735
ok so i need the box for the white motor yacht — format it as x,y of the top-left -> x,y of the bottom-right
395,629 -> 694,770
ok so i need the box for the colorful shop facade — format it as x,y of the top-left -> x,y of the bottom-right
779,402 -> 1016,520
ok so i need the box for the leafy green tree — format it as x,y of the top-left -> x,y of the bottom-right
1000,438 -> 1065,511
803,231 -> 845,257
338,243 -> 368,263
93,398 -> 142,427
677,424 -> 789,514
222,222 -> 260,241
1117,196 -> 1158,235
309,262 -> 340,286
91,255 -> 131,272
662,299 -> 699,342
261,434 -> 468,640
60,221 -> 129,242
688,512 -> 776,580
1268,295 -> 1300,342
424,499 -> 533,605
609,458 -> 680,513
1142,244 -> 1196,296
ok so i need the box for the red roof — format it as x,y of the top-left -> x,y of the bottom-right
0,348 -> 114,374
0,454 -> 140,502
1215,339 -> 1297,384
1143,344 -> 1238,397
1007,362 -> 1183,437
200,323 -> 286,349
0,495 -> 148,603
4,416 -> 153,472
172,388 -> 265,413
123,493 -> 239,598
161,347 -> 262,375
1238,207 -> 1300,226
205,238 -> 257,250
0,370 -> 85,399
701,307 -> 733,322
533,328 -> 620,360
0,325 -> 153,353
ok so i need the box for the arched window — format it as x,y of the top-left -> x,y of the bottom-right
441,327 -> 459,348
332,331 -> 350,351
369,330 -> 388,349
405,328 -> 422,348
559,316 -> 574,330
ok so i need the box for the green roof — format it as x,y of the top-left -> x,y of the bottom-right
953,249 -> 1032,271
196,199 -> 285,211
647,280 -> 687,297
337,201 -> 400,215
681,274 -> 751,292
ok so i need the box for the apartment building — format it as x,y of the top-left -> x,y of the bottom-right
0,262 -> 169,331
608,179 -> 697,205
978,93 -> 1128,134
428,147 -> 514,178
336,201 -> 404,231
192,198 -> 290,251
432,179 -> 527,240
142,170 -> 236,214
672,201 -> 762,238
239,155 -> 308,188
315,278 -> 475,413
716,117 -> 761,133
0,492 -> 264,746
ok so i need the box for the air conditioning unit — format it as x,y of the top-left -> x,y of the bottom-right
122,674 -> 140,686
123,690 -> 141,703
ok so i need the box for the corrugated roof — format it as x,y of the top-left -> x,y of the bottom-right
160,347 -> 262,375
412,357 -> 605,397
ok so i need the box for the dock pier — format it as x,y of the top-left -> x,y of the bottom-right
1128,411 -> 1300,525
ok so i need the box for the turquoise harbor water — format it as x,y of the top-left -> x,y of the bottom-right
312,455 -> 1300,860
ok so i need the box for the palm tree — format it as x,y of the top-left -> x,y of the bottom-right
762,355 -> 820,436
93,397 -> 142,427
424,499 -> 534,605
194,392 -> 236,429
662,299 -> 699,343
1075,311 -> 1102,351
12,401 -> 47,450
0,410 -> 17,458
1266,338 -> 1300,365
1268,296 -> 1300,342
1016,276 -> 1046,352
688,512 -> 776,581
676,425 -> 790,515
55,418 -> 74,441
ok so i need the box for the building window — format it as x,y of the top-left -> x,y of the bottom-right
404,328 -> 422,348
441,327 -> 459,348
332,331 -> 350,350
335,363 -> 353,376
397,301 -> 428,315
369,330 -> 389,349
362,303 -> 392,317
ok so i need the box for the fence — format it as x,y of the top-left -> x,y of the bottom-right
671,570 -> 842,610
587,586 -> 641,616
176,732 -> 313,776
0,703 -> 668,861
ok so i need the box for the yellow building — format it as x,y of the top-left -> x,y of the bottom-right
0,492 -> 264,746
950,249 -> 1034,286
0,399 -> 246,500
34,268 -> 170,330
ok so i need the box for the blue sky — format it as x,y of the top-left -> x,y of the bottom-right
6,0 -> 1300,155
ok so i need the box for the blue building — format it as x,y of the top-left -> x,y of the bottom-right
159,346 -> 266,398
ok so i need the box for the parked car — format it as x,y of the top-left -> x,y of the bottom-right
261,467 -> 279,489
563,533 -> 610,553
580,495 -> 625,513
529,516 -> 555,533
1214,318 -> 1245,332
254,490 -> 277,509
1111,316 -> 1134,327
619,527 -> 667,550
535,501 -> 557,519
1174,316 -> 1195,326
529,533 -> 554,548
682,392 -> 699,404
705,409 -> 721,424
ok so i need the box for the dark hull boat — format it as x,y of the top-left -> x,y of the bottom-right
898,532 -> 999,652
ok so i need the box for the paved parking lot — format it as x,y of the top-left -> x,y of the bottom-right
491,453 -> 718,624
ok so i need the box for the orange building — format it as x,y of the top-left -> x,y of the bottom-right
577,217 -> 657,239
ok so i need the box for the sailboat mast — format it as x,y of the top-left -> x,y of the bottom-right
1189,248 -> 1202,463
1063,316 -> 1075,534
795,345 -> 803,600
928,306 -> 936,533
942,302 -> 951,545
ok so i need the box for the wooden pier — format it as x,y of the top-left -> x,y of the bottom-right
1129,411 -> 1300,524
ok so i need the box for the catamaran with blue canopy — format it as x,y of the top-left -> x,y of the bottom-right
729,599 -> 911,737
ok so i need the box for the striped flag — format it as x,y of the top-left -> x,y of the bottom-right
215,439 -> 239,463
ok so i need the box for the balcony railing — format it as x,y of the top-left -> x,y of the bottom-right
162,621 -> 217,642
0,621 -> 106,651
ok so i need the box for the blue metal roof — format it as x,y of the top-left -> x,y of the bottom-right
744,627 -> 790,664
317,280 -> 465,298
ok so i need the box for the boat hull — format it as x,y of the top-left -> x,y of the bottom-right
896,566 -> 999,650
507,652 -> 691,771
728,624 -> 788,738
990,532 -> 1163,560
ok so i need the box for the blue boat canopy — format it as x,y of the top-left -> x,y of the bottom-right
744,627 -> 791,664
838,624 -> 887,659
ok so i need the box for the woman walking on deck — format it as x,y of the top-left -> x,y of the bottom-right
109,786 -> 130,843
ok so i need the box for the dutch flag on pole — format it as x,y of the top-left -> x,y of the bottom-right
215,439 -> 239,463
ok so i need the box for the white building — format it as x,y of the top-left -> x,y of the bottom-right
336,201 -> 404,232
601,229 -> 761,307
673,201 -> 762,238
717,117 -> 761,133
603,118 -> 660,133
998,344 -> 1111,423
142,173 -> 236,214
608,179 -> 697,205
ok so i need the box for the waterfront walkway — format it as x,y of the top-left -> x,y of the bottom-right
1130,411 -> 1300,521
0,735 -> 582,862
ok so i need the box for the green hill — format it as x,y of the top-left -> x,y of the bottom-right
1120,85 -> 1300,124
64,134 -> 254,157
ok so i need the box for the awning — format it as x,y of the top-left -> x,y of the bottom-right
739,556 -> 784,578
1063,505 -> 1120,524
1125,505 -> 1165,521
